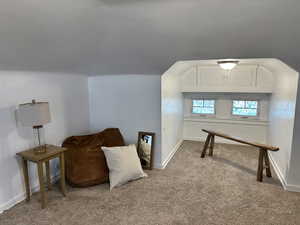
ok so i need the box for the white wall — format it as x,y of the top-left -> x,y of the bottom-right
264,59 -> 299,189
183,92 -> 269,144
289,80 -> 300,188
88,75 -> 161,167
0,71 -> 90,212
161,63 -> 185,168
184,119 -> 268,144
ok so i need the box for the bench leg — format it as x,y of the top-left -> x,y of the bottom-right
208,135 -> 215,156
257,149 -> 264,182
201,134 -> 212,158
264,150 -> 272,177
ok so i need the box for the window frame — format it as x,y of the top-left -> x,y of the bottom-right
231,99 -> 260,119
191,99 -> 216,117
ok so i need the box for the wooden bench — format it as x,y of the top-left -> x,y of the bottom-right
201,129 -> 279,182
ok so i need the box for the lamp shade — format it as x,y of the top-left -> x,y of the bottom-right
18,101 -> 51,127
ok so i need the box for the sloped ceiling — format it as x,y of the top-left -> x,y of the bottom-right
0,0 -> 299,75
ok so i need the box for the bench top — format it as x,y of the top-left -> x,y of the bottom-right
202,129 -> 279,151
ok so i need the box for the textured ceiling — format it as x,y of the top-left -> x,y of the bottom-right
0,0 -> 299,75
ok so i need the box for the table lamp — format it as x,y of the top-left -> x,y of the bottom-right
19,100 -> 51,154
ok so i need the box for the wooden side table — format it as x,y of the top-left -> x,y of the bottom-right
17,145 -> 68,209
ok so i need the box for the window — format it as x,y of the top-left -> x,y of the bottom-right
192,99 -> 215,115
232,100 -> 258,117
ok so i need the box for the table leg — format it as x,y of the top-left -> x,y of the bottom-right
22,158 -> 30,202
45,161 -> 52,190
60,152 -> 66,197
37,162 -> 47,209
201,134 -> 212,158
257,149 -> 264,182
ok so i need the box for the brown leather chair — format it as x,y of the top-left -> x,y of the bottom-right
62,128 -> 125,187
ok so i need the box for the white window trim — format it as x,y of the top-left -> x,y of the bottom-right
191,99 -> 216,117
231,99 -> 260,119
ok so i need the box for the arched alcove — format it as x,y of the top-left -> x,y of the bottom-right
161,58 -> 300,191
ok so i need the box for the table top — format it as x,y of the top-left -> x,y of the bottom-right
16,144 -> 67,162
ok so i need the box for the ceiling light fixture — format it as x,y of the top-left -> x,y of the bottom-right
217,60 -> 239,70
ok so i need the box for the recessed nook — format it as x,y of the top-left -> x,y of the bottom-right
161,58 -> 300,191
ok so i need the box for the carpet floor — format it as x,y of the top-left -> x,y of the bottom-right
1,141 -> 300,225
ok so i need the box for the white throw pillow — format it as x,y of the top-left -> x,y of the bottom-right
102,144 -> 147,190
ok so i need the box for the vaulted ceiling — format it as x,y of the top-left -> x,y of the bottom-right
0,0 -> 299,75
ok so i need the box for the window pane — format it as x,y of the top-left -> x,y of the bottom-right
193,100 -> 203,107
246,101 -> 258,109
233,100 -> 245,108
232,108 -> 257,116
204,100 -> 215,107
203,107 -> 215,114
192,99 -> 215,115
193,107 -> 214,114
192,107 -> 201,114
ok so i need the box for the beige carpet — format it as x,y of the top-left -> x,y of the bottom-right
1,141 -> 300,225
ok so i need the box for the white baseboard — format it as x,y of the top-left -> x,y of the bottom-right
159,139 -> 183,169
285,183 -> 300,192
268,153 -> 287,189
268,153 -> 300,192
0,173 -> 60,213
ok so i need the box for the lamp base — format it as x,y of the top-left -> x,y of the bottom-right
34,144 -> 47,154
